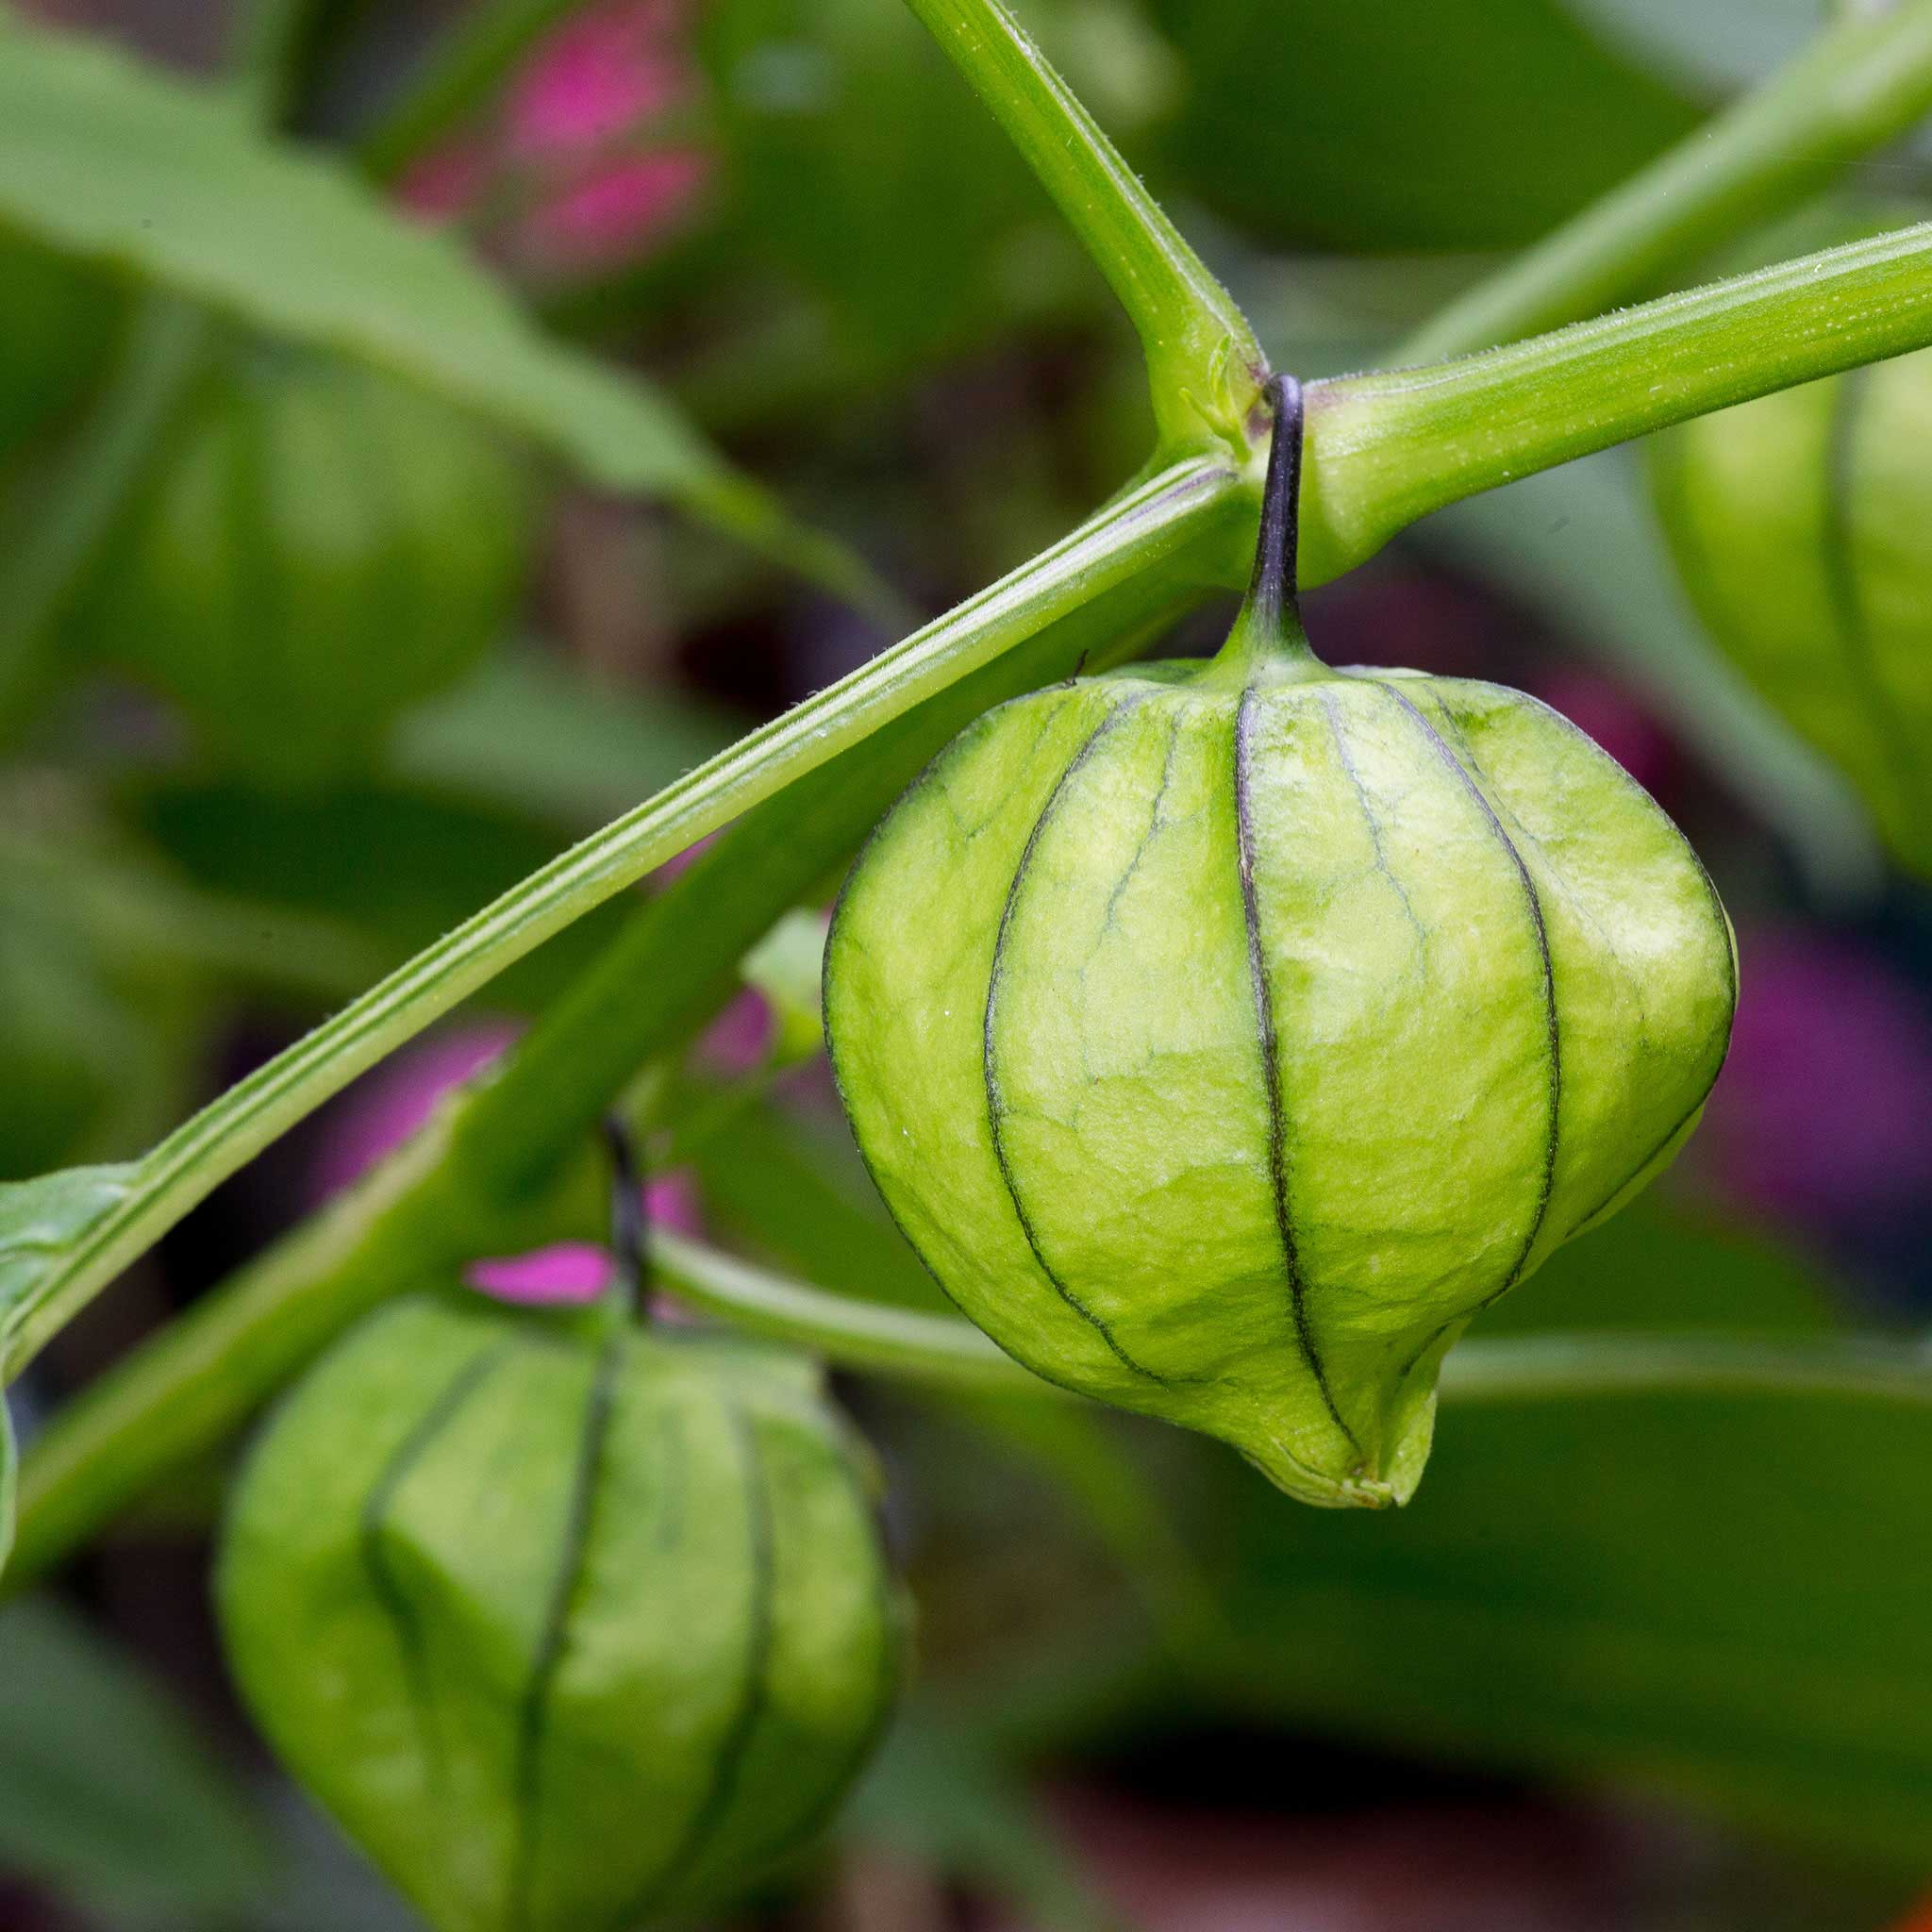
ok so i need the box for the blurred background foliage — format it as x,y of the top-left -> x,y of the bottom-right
3,0 -> 1932,1926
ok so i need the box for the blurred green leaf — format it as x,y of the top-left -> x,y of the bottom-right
695,0 -> 1104,378
1149,0 -> 1701,251
0,1171 -> 135,1557
0,1166 -> 137,1365
1206,1206 -> 1932,1868
0,1595 -> 271,1914
1419,448 -> 1884,902
1220,1377 -> 1932,1868
740,908 -> 827,1059
132,778 -> 636,1012
849,1718 -> 1125,1932
391,648 -> 741,828
1481,1196 -> 1840,1340
0,15 -> 879,600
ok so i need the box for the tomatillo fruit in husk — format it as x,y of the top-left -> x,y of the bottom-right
80,339 -> 534,787
826,378 -> 1737,1508
1652,337 -> 1932,875
219,1293 -> 905,1931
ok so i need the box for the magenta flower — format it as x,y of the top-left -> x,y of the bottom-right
1690,926 -> 1932,1239
463,1174 -> 705,1306
401,1 -> 708,277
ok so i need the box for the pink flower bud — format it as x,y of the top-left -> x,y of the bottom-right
398,1 -> 707,276
461,1172 -> 705,1307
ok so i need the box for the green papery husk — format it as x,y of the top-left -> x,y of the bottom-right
218,1293 -> 907,1932
825,650 -> 1736,1508
74,339 -> 535,788
1651,337 -> 1932,879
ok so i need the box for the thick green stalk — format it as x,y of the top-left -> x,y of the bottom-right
1304,223 -> 1932,585
28,1219 -> 1924,1597
635,1257 -> 1932,1414
455,583 -> 1207,1206
653,1233 -> 1030,1390
1402,0 -> 1932,361
1440,1331 -> 1932,1406
901,0 -> 1264,452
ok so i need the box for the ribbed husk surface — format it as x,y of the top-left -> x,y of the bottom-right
78,341 -> 532,786
826,658 -> 1736,1507
219,1295 -> 905,1932
1652,343 -> 1932,877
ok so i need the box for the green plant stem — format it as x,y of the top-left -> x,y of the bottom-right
454,581 -> 1200,1205
357,0 -> 586,183
33,1237 -> 1924,1592
1441,1331 -> 1932,1406
655,1233 -> 1033,1388
21,219 -> 1932,1382
1304,222 -> 1932,585
900,0 -> 1263,451
630,1253 -> 1932,1414
4,455 -> 1241,1379
24,472 -> 1221,1359
1401,0 -> 1932,361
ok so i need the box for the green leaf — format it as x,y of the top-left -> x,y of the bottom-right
1220,1377 -> 1932,1868
391,649 -> 742,829
0,1165 -> 138,1366
0,1170 -> 134,1572
0,16 -> 881,604
134,777 -> 636,1012
0,1595 -> 273,1914
1477,1197 -> 1838,1340
1211,1208 -> 1932,1869
1149,0 -> 1700,252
